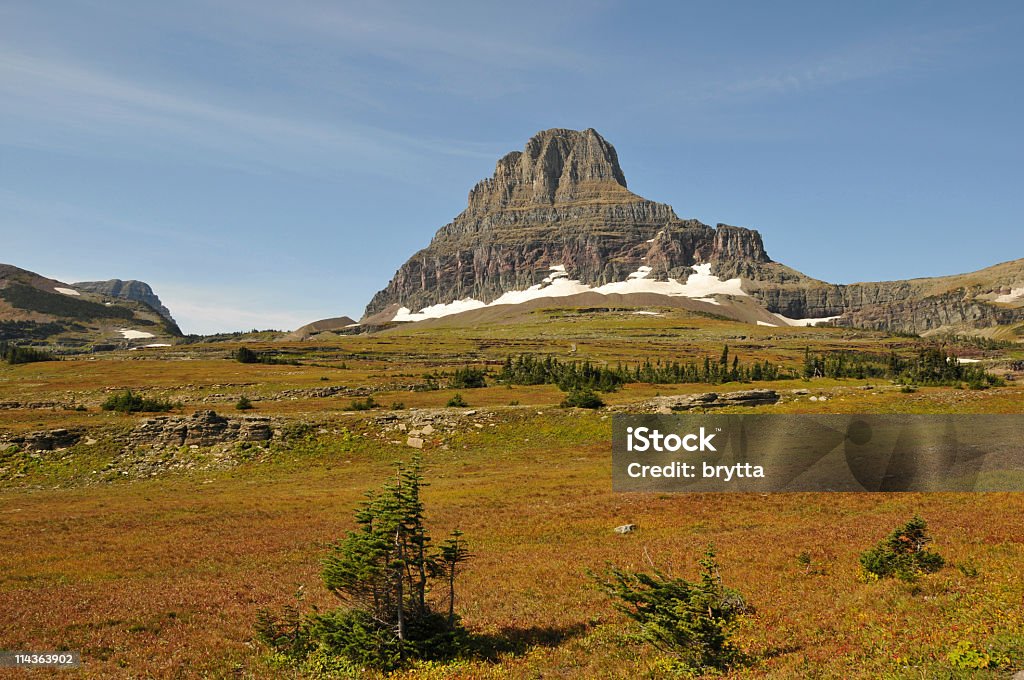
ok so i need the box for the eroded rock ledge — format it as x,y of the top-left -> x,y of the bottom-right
128,410 -> 276,448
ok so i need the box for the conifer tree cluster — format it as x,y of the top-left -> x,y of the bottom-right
497,347 -> 791,391
801,345 -> 1002,387
0,341 -> 55,365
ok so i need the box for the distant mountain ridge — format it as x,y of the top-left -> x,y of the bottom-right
0,264 -> 180,346
73,279 -> 176,324
362,128 -> 1024,336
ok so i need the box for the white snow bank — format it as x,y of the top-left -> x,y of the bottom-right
633,311 -> 661,316
391,263 -> 749,322
756,320 -> 777,327
773,313 -> 841,327
952,357 -> 982,363
54,287 -> 80,296
994,287 -> 1024,303
119,328 -> 156,339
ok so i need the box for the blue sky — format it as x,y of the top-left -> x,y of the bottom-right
2,1 -> 1022,334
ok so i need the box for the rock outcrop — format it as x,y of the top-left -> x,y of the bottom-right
73,279 -> 177,325
641,389 -> 781,413
2,428 -> 82,451
128,410 -> 274,449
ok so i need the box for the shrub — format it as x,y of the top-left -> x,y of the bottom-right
100,390 -> 175,413
256,457 -> 472,671
946,640 -> 1009,670
593,547 -> 749,673
446,393 -> 467,408
859,516 -> 944,582
236,396 -> 254,410
235,347 -> 259,364
234,347 -> 299,365
448,366 -> 487,389
390,401 -> 406,410
560,387 -> 604,409
348,396 -> 378,411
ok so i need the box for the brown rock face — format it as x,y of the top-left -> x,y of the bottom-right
364,128 -> 770,317
361,128 -> 1023,335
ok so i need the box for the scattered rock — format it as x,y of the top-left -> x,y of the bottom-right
640,389 -> 779,412
406,437 -> 424,449
614,524 -> 637,534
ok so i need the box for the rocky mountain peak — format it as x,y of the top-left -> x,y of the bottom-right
466,128 -> 630,213
73,279 -> 176,324
362,128 -> 778,320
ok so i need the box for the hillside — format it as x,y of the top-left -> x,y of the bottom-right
0,263 -> 180,348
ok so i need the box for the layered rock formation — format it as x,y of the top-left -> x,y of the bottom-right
73,279 -> 176,325
361,128 -> 1023,335
364,128 -> 776,318
129,410 -> 274,449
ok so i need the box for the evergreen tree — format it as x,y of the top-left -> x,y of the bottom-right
255,456 -> 475,670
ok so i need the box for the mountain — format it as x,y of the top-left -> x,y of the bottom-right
282,316 -> 358,341
72,279 -> 176,325
362,128 -> 1024,336
0,264 -> 180,348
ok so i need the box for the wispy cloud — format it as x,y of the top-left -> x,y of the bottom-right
710,28 -> 971,101
216,0 -> 594,88
0,47 -> 498,178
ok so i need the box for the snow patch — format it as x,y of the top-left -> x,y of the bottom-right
393,298 -> 488,322
951,357 -> 982,363
633,311 -> 661,316
119,329 -> 156,339
756,320 -> 777,327
54,287 -> 80,296
390,263 -> 750,322
994,287 -> 1024,303
773,313 -> 841,327
541,264 -> 569,284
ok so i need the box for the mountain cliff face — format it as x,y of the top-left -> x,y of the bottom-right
363,128 -> 1024,335
364,128 -> 776,317
73,279 -> 176,325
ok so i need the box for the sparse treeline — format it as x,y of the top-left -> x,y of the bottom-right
497,346 -> 793,391
0,340 -> 55,365
233,347 -> 300,365
802,346 -> 1004,388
